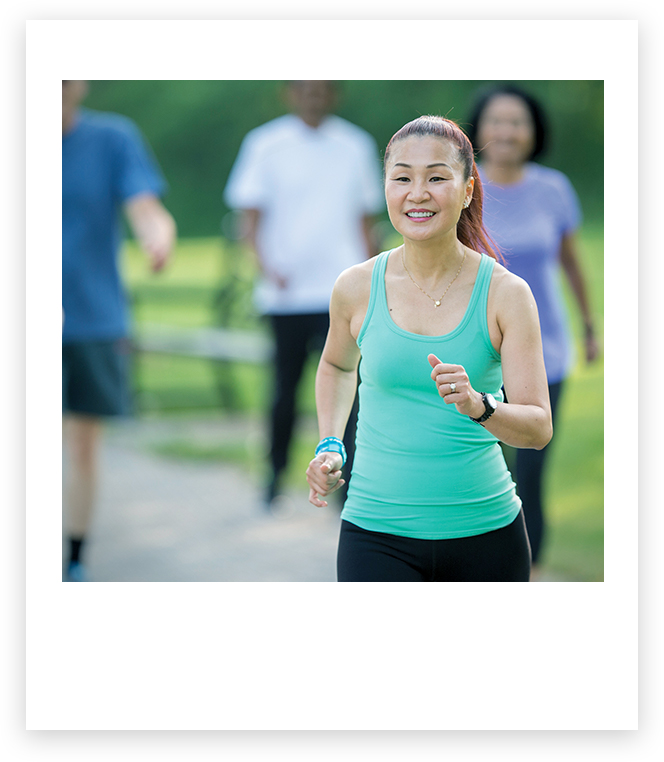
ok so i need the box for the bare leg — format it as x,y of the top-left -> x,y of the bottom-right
63,414 -> 103,539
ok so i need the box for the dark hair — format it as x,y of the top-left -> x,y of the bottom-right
384,115 -> 501,261
466,84 -> 547,161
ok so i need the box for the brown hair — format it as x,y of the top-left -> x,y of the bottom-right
384,115 -> 501,261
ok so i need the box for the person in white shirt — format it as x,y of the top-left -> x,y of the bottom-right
224,80 -> 384,510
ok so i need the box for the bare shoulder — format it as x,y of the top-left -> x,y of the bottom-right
488,260 -> 540,339
489,260 -> 536,309
331,257 -> 377,314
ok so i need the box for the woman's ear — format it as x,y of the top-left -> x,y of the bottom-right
464,175 -> 475,207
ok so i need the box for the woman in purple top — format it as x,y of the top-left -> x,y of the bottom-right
467,85 -> 599,579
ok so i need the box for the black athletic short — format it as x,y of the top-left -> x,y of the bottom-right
337,512 -> 531,582
62,338 -> 132,417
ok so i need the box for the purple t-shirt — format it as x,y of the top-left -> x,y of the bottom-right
478,163 -> 582,384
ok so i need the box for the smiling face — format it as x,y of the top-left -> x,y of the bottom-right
384,135 -> 474,244
475,94 -> 535,168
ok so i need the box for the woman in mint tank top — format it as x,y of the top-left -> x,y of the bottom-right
305,115 -> 553,582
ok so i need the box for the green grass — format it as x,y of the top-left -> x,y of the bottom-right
148,429 -> 321,492
151,439 -> 266,480
544,359 -> 604,580
122,225 -> 604,581
125,236 -> 260,329
542,221 -> 604,580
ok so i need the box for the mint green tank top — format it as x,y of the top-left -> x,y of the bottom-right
340,250 -> 521,540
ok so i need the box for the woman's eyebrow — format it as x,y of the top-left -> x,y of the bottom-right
392,162 -> 453,169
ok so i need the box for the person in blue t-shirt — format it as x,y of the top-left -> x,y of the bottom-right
62,80 -> 177,581
467,84 -> 599,579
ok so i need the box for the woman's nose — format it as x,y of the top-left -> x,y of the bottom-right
407,180 -> 430,201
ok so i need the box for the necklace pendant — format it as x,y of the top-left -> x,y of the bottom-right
434,300 -> 441,307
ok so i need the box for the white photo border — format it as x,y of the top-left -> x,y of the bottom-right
26,19 -> 635,732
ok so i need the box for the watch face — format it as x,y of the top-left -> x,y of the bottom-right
485,393 -> 497,411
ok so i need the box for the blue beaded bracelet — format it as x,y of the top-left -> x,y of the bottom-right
315,436 -> 347,467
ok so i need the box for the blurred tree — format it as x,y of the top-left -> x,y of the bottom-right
85,80 -> 603,237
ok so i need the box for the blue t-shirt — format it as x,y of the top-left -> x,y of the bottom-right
62,108 -> 166,342
478,163 -> 582,383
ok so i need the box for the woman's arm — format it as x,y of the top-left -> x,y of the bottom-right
490,274 -> 553,448
306,266 -> 366,506
429,271 -> 552,450
560,232 -> 599,362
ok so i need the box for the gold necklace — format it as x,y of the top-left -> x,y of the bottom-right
401,248 -> 467,307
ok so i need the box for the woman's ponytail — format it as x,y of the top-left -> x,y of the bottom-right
457,158 -> 501,261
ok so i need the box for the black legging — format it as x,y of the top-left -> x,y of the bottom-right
337,513 -> 531,582
515,381 -> 564,565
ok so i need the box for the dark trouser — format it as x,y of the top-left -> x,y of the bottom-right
337,513 -> 531,582
514,380 -> 564,565
268,313 -> 358,502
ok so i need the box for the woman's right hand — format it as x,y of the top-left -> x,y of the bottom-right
306,451 -> 345,507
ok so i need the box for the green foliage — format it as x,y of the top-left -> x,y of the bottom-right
86,80 -> 603,236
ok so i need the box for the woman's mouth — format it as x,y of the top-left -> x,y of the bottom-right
406,210 -> 435,220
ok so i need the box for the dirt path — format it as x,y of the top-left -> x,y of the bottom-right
63,415 -> 340,582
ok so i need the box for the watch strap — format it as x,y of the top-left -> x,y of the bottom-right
470,393 -> 496,424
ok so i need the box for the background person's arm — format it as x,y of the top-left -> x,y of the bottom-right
124,193 -> 176,272
241,208 -> 288,289
361,214 -> 381,259
559,231 -> 599,362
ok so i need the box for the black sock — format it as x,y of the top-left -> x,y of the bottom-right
69,537 -> 85,566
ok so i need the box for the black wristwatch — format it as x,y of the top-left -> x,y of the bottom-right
470,392 -> 497,424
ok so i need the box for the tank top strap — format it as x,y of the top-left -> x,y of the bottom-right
467,253 -> 498,357
372,249 -> 391,306
474,253 -> 496,306
357,249 -> 392,347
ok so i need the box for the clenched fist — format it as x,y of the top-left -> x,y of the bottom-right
306,450 -> 345,507
428,353 -> 484,419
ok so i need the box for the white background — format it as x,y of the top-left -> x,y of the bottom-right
4,1 -> 660,758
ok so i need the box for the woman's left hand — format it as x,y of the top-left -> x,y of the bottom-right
428,354 -> 484,418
